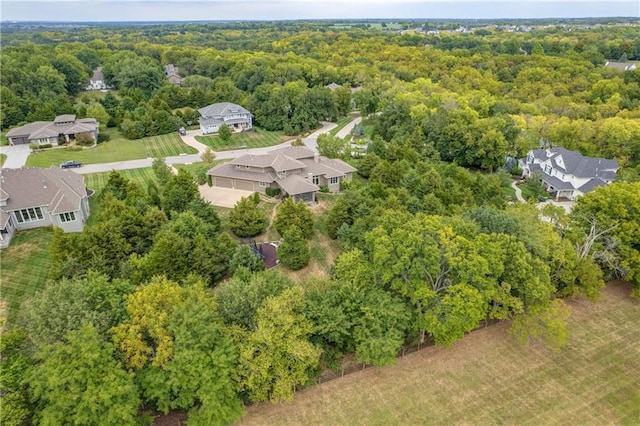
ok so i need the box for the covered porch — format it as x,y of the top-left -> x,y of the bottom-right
277,174 -> 319,204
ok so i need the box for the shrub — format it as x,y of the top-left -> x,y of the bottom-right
278,228 -> 310,270
218,124 -> 232,142
97,133 -> 111,143
319,185 -> 329,193
265,187 -> 281,197
252,192 -> 261,205
510,166 -> 523,177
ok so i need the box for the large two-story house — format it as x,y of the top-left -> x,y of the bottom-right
207,146 -> 356,202
198,102 -> 252,134
0,167 -> 91,248
6,115 -> 99,146
521,148 -> 618,200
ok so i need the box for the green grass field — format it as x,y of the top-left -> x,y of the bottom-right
241,281 -> 640,425
0,153 -> 6,167
0,228 -> 53,325
195,128 -> 290,151
25,132 -> 197,168
83,167 -> 160,193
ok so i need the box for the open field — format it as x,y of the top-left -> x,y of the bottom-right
241,281 -> 640,426
195,128 -> 290,151
0,228 -> 53,324
25,132 -> 197,168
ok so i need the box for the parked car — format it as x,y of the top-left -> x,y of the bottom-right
60,160 -> 83,169
178,127 -> 186,136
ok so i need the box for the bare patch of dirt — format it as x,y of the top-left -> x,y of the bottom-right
4,242 -> 39,261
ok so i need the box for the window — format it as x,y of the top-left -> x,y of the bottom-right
59,212 -> 76,223
259,181 -> 268,188
15,207 -> 43,223
312,175 -> 319,185
329,176 -> 339,185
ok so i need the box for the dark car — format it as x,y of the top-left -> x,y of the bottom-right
60,160 -> 83,169
178,127 -> 187,136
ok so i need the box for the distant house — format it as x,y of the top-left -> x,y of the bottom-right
521,148 -> 618,200
6,115 -> 99,146
325,82 -> 342,91
0,167 -> 91,248
207,146 -> 356,203
85,67 -> 112,91
164,64 -> 184,86
604,61 -> 637,72
198,102 -> 252,134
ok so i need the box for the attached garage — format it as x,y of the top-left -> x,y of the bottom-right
214,177 -> 233,188
235,180 -> 255,191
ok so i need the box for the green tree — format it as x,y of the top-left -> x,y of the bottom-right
0,329 -> 32,426
218,124 -> 232,142
274,197 -> 314,239
163,169 -> 199,216
201,147 -> 217,164
228,196 -> 268,238
86,102 -> 110,128
238,287 -> 321,403
229,244 -> 266,274
29,325 -> 140,426
152,157 -> 173,186
278,227 -> 310,270
317,133 -> 347,159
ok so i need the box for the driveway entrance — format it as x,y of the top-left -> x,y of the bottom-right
198,185 -> 255,208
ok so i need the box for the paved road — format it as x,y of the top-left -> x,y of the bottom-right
2,120 -> 342,175
0,145 -> 31,169
335,116 -> 361,139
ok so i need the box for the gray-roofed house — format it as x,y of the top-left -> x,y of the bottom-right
5,115 -> 99,146
0,167 -> 91,248
604,61 -> 637,72
164,64 -> 184,86
521,148 -> 618,200
207,146 -> 356,203
85,67 -> 111,91
198,102 -> 252,134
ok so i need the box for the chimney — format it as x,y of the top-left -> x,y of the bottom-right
313,152 -> 319,163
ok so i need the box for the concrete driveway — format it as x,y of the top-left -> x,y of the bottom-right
198,185 -> 255,208
0,144 -> 31,169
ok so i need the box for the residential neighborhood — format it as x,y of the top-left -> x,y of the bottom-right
198,102 -> 253,134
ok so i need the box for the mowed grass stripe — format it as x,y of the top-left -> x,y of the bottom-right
26,133 -> 197,168
84,167 -> 159,193
195,127 -> 290,151
0,228 -> 53,323
240,282 -> 640,426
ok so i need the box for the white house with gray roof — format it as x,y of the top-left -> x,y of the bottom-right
207,146 -> 356,203
198,102 -> 252,134
521,148 -> 618,200
0,167 -> 90,248
6,115 -> 99,146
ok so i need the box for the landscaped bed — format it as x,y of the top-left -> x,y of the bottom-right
25,132 -> 197,168
195,128 -> 291,151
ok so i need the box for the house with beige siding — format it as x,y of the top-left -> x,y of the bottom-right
6,115 -> 99,146
207,146 -> 356,202
0,167 -> 90,248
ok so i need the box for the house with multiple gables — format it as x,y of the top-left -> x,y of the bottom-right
207,146 -> 356,203
604,61 -> 637,72
164,64 -> 184,86
198,102 -> 252,134
0,167 -> 90,248
6,115 -> 99,146
521,148 -> 618,200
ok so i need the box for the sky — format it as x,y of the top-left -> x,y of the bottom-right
1,0 -> 639,22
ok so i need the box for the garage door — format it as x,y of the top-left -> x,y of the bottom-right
215,178 -> 233,188
235,180 -> 255,191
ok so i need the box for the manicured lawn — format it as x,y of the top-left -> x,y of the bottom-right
83,167 -> 160,194
241,281 -> 640,425
195,128 -> 291,151
175,159 -> 228,182
0,154 -> 6,167
25,132 -> 197,168
0,228 -> 53,325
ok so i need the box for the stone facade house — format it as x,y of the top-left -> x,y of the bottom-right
207,146 -> 356,202
521,148 -> 618,200
6,115 -> 99,146
0,167 -> 91,248
198,102 -> 252,134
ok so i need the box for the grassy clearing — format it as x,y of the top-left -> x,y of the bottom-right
25,132 -> 197,168
241,281 -> 640,426
83,167 -> 160,194
195,128 -> 290,151
0,153 -> 6,167
175,159 -> 228,182
0,228 -> 53,324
